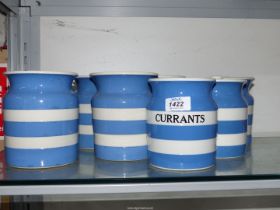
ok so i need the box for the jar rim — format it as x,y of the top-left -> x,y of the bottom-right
158,75 -> 186,78
149,77 -> 215,82
212,76 -> 255,81
77,75 -> 90,78
223,76 -> 255,81
5,70 -> 78,76
90,71 -> 158,76
215,78 -> 247,83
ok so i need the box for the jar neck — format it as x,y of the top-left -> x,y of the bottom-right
78,78 -> 96,93
91,75 -> 155,94
150,81 -> 215,97
242,80 -> 253,97
213,82 -> 244,97
7,74 -> 75,92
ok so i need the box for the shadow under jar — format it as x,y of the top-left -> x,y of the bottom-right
90,72 -> 157,161
4,71 -> 78,169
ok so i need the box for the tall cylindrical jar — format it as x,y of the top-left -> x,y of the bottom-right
212,78 -> 247,159
4,71 -> 78,168
90,72 -> 157,161
148,78 -> 217,170
242,77 -> 255,149
77,76 -> 96,150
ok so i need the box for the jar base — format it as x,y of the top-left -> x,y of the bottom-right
150,164 -> 214,172
8,161 -> 76,170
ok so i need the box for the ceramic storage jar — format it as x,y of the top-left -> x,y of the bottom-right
147,78 -> 217,170
212,78 -> 248,159
77,76 -> 96,150
90,72 -> 157,161
4,71 -> 78,168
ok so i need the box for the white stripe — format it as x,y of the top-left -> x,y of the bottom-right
148,138 -> 216,155
79,104 -> 92,114
95,134 -> 147,147
5,134 -> 78,149
79,125 -> 94,135
216,133 -> 247,146
218,108 -> 247,121
4,109 -> 78,122
248,105 -> 254,115
92,108 -> 146,121
247,125 -> 252,135
148,111 -> 216,126
0,136 -> 3,141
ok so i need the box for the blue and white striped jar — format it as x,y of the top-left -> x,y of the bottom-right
148,78 -> 217,170
212,78 -> 247,159
78,76 -> 96,150
242,77 -> 255,149
90,72 -> 157,161
4,71 -> 78,168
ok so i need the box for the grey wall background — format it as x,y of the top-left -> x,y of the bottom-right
40,17 -> 280,137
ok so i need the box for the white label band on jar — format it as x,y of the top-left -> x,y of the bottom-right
248,105 -> 254,115
147,111 -> 217,126
165,97 -> 191,112
79,125 -> 94,135
218,108 -> 247,121
4,109 -> 78,122
148,138 -> 216,155
95,133 -> 147,147
79,104 -> 92,114
216,133 -> 247,146
92,108 -> 146,121
5,133 -> 78,149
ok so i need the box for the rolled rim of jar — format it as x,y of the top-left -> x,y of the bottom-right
158,75 -> 186,78
77,75 -> 90,78
149,77 -> 215,82
90,71 -> 158,76
215,78 -> 247,83
223,76 -> 255,81
5,70 -> 78,77
211,76 -> 223,80
213,76 -> 255,81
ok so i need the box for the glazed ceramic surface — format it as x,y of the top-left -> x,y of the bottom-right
4,71 -> 78,168
212,79 -> 247,159
78,77 -> 96,150
90,72 -> 157,161
242,78 -> 255,148
147,78 -> 217,170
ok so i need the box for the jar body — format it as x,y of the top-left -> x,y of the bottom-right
242,79 -> 254,149
78,77 -> 96,150
91,73 -> 157,161
4,72 -> 78,168
148,80 -> 217,170
212,81 -> 247,158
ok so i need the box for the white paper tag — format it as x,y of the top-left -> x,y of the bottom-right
165,96 -> 191,112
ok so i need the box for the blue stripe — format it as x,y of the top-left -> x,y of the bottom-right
248,115 -> 253,125
94,120 -> 146,134
95,145 -> 147,161
247,135 -> 252,145
149,151 -> 215,170
6,144 -> 78,168
147,124 -> 217,140
79,96 -> 94,104
217,120 -> 247,134
4,120 -> 78,137
79,114 -> 92,125
216,145 -> 246,158
79,134 -> 94,149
